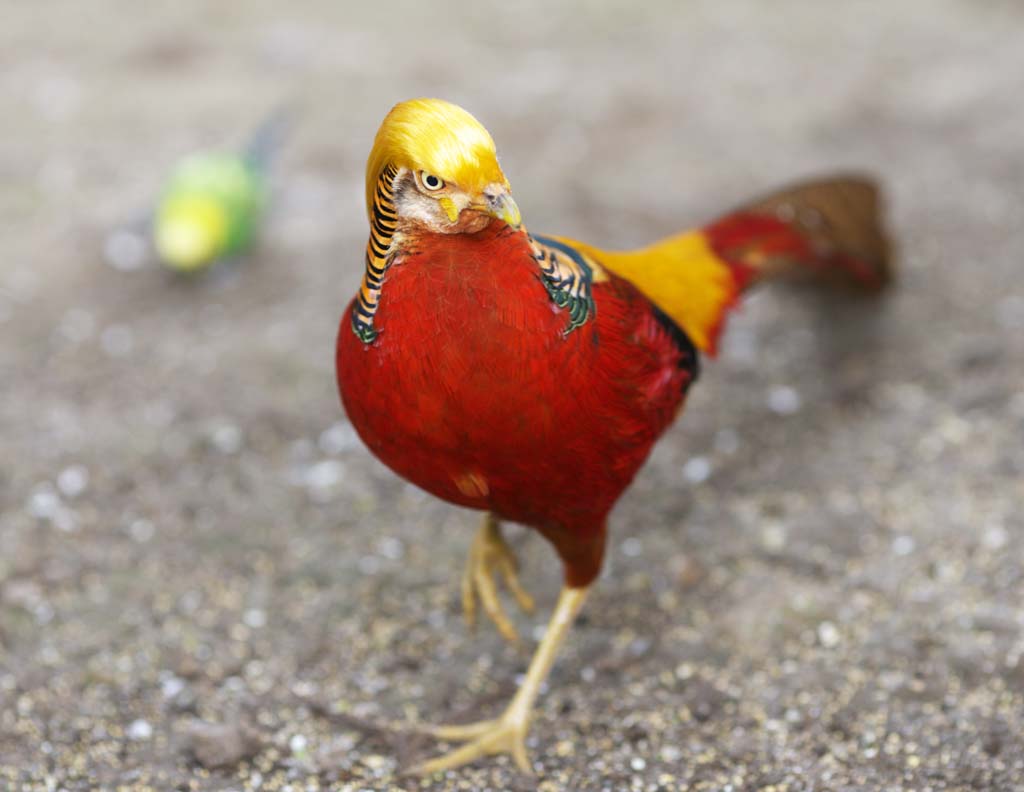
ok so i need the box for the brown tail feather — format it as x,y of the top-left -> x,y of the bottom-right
737,175 -> 894,291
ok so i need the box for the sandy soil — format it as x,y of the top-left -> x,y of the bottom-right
2,1 -> 1023,789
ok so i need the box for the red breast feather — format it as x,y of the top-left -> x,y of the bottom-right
336,223 -> 697,586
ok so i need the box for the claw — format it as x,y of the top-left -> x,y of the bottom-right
412,711 -> 532,775
460,549 -> 477,629
428,720 -> 498,741
499,555 -> 535,615
475,556 -> 517,642
410,586 -> 591,775
461,514 -> 535,643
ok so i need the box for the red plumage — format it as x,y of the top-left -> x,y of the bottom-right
704,210 -> 888,293
337,223 -> 697,587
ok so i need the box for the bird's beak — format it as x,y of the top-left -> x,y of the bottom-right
480,186 -> 522,230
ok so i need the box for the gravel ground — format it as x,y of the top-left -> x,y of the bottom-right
2,2 -> 1023,790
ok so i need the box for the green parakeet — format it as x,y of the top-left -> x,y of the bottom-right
153,110 -> 287,272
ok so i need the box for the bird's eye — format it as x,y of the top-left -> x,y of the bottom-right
420,172 -> 444,191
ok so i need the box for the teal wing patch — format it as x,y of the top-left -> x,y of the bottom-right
529,233 -> 597,334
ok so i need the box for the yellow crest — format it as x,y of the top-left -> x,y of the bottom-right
365,98 -> 508,218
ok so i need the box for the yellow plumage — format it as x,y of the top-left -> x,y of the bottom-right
365,99 -> 508,219
155,194 -> 230,272
548,231 -> 738,354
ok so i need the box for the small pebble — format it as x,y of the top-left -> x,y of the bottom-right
761,521 -> 787,551
363,753 -> 393,772
289,733 -> 308,756
126,719 -> 153,740
318,422 -> 359,455
183,720 -> 261,769
982,524 -> 1008,551
629,637 -> 652,656
25,485 -> 78,532
57,465 -> 88,498
891,535 -> 916,556
818,621 -> 841,648
376,536 -> 405,560
34,603 -> 55,625
300,459 -> 345,502
129,519 -> 155,543
767,385 -> 803,415
682,455 -> 712,484
210,422 -> 243,454
620,537 -> 643,557
27,485 -> 61,520
103,229 -> 148,272
160,675 -> 186,700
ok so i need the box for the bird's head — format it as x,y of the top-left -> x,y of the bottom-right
366,98 -> 521,234
154,193 -> 227,272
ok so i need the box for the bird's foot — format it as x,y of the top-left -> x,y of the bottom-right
409,586 -> 590,776
461,514 -> 535,642
411,703 -> 532,775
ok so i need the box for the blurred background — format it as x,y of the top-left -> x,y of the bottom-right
2,1 -> 1023,789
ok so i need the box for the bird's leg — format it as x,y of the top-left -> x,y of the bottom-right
461,513 -> 535,643
412,585 -> 589,775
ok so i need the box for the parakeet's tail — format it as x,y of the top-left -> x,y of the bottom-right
244,105 -> 293,171
705,175 -> 892,296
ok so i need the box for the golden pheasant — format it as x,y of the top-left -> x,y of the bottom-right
335,98 -> 891,774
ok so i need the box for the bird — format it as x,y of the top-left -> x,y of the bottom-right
334,98 -> 891,775
152,109 -> 288,271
